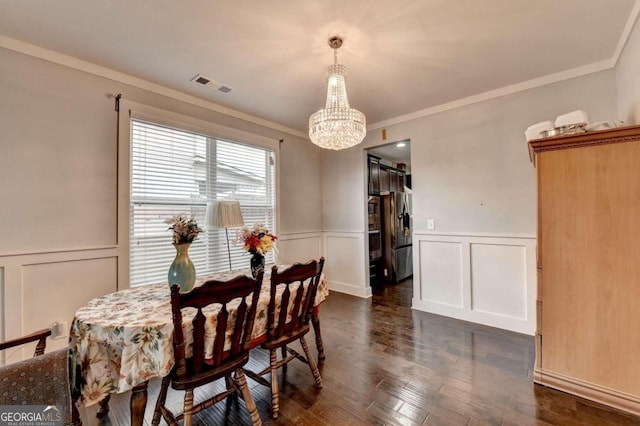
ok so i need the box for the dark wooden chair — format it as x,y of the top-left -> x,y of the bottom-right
0,328 -> 82,426
152,273 -> 264,426
245,258 -> 325,419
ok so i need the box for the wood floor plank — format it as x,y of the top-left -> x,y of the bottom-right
78,279 -> 640,425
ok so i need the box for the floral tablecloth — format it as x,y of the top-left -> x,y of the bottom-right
70,266 -> 328,406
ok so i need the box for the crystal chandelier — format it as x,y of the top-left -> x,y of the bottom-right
309,36 -> 366,150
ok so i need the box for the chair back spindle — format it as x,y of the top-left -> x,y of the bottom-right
157,272 -> 264,426
170,271 -> 263,379
268,258 -> 325,341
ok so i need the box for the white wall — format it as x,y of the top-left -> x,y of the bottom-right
322,70 -> 619,334
277,134 -> 324,266
0,47 -> 323,362
4,15 -> 640,356
320,146 -> 371,297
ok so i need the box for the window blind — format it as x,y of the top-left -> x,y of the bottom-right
130,119 -> 276,286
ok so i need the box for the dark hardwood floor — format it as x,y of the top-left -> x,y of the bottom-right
80,279 -> 640,425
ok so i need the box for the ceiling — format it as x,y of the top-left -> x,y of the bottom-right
368,141 -> 411,170
0,1 -> 636,135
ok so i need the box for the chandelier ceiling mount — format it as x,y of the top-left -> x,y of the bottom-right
328,36 -> 343,50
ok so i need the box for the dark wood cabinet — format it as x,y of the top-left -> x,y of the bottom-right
389,169 -> 398,192
369,257 -> 382,286
368,155 -> 405,194
367,155 -> 407,288
368,156 -> 380,195
380,168 -> 390,193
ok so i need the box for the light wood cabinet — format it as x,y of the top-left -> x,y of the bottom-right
529,125 -> 640,415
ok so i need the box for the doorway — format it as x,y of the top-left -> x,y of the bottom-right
365,140 -> 413,305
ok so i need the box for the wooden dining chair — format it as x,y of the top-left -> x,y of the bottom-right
0,328 -> 82,426
152,272 -> 264,426
245,257 -> 325,419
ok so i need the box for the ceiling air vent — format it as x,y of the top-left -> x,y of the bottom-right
194,76 -> 210,85
190,74 -> 232,94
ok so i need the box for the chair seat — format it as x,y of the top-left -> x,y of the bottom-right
0,328 -> 81,425
0,348 -> 76,424
261,324 -> 310,350
170,353 -> 250,391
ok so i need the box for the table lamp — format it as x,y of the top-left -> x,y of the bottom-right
206,200 -> 244,270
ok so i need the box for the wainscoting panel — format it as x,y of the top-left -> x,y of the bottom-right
323,231 -> 370,298
418,240 -> 464,308
471,243 -> 527,320
413,233 -> 536,335
0,247 -> 118,364
22,257 -> 118,354
276,232 -> 322,265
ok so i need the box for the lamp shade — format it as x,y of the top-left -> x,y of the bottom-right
206,201 -> 244,229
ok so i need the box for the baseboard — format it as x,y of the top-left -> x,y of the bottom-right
412,298 -> 534,335
534,367 -> 543,383
328,280 -> 372,299
535,369 -> 640,416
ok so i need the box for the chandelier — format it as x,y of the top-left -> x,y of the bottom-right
309,36 -> 366,150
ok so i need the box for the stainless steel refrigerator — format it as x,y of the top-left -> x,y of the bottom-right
381,192 -> 412,282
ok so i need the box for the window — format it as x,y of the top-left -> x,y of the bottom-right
130,119 -> 276,286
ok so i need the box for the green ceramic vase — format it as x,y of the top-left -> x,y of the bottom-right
168,242 -> 196,292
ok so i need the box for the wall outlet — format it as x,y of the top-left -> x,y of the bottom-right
51,321 -> 68,339
427,219 -> 435,230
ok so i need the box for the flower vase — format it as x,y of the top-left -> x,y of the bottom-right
168,243 -> 196,292
250,252 -> 265,278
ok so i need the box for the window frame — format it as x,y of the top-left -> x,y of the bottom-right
117,100 -> 280,290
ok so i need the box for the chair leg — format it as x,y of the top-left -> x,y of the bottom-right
225,374 -> 233,390
311,312 -> 325,361
300,336 -> 322,388
269,348 -> 280,419
97,395 -> 110,418
281,345 -> 287,368
183,389 -> 194,426
71,401 -> 82,426
225,373 -> 238,400
225,373 -> 238,419
235,369 -> 262,426
152,376 -> 170,426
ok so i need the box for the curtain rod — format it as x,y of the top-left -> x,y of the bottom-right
114,93 -> 122,112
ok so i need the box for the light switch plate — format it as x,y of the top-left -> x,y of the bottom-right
427,219 -> 435,230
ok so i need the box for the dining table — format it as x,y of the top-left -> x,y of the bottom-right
69,265 -> 328,426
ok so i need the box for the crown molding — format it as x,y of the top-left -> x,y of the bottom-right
612,0 -> 640,66
0,35 -> 308,140
3,0 -> 639,140
368,1 -> 640,131
367,59 -> 614,131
